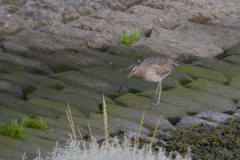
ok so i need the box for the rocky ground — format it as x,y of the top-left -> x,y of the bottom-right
0,0 -> 240,159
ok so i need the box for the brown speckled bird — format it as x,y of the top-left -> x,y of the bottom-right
119,57 -> 180,106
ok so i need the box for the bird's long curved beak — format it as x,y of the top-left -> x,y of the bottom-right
118,74 -> 130,93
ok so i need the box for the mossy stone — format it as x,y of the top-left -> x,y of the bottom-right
49,71 -> 129,95
0,93 -> 55,118
105,45 -> 168,62
82,66 -> 155,92
176,64 -> 228,84
0,52 -> 54,75
27,87 -> 99,113
107,103 -> 176,131
114,93 -> 162,114
27,98 -> 84,117
137,90 -> 203,117
185,79 -> 240,101
35,115 -> 89,137
224,45 -> 240,57
166,86 -> 235,112
168,69 -> 194,85
162,76 -> 182,90
0,80 -> 23,99
0,108 -> 27,124
192,58 -> 240,79
222,55 -> 240,67
0,72 -> 67,97
228,76 -> 240,90
61,86 -> 115,105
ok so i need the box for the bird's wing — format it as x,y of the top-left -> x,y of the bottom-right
151,59 -> 174,77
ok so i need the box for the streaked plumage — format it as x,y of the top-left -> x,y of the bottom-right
119,57 -> 180,106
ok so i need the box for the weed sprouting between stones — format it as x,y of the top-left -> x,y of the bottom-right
0,117 -> 48,140
120,30 -> 141,46
0,119 -> 25,139
21,117 -> 48,130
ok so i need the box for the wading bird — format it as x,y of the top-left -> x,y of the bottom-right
119,57 -> 180,106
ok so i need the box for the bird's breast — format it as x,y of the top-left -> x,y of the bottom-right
143,71 -> 165,82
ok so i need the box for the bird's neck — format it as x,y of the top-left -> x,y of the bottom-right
134,67 -> 144,77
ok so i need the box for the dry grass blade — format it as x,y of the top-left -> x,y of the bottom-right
134,129 -> 137,147
66,102 -> 77,142
103,93 -> 109,142
150,113 -> 163,146
77,126 -> 86,150
87,119 -> 93,142
136,111 -> 145,145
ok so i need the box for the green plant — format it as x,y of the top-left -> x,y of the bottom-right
21,117 -> 47,130
120,30 -> 141,46
0,119 -> 25,139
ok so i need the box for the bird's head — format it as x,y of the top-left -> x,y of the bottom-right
118,64 -> 138,93
172,60 -> 180,67
127,64 -> 138,76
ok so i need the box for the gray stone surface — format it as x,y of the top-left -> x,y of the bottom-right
195,112 -> 235,123
49,71 -> 129,95
148,28 -> 223,58
142,0 -> 215,24
90,9 -> 155,36
0,52 -> 54,75
125,5 -> 187,29
175,116 -> 218,129
2,30 -> 87,54
27,87 -> 99,113
82,66 -> 156,92
0,93 -> 56,118
0,0 -> 240,159
175,23 -> 240,51
0,72 -> 67,96
0,80 -> 23,98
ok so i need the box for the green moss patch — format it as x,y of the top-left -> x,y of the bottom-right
185,79 -> 240,101
138,90 -> 203,118
228,76 -> 240,90
27,98 -> 84,117
176,64 -> 228,84
166,86 -> 235,112
193,58 -> 240,79
222,55 -> 240,67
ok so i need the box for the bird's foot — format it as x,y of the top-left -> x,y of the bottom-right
151,103 -> 161,107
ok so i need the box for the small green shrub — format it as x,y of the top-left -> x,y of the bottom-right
120,30 -> 141,46
21,117 -> 47,130
0,119 -> 25,139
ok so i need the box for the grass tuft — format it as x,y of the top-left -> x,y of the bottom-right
21,117 -> 47,130
120,30 -> 141,46
0,119 -> 25,139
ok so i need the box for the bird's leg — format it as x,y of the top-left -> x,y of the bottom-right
154,83 -> 160,100
152,81 -> 162,106
157,81 -> 162,104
